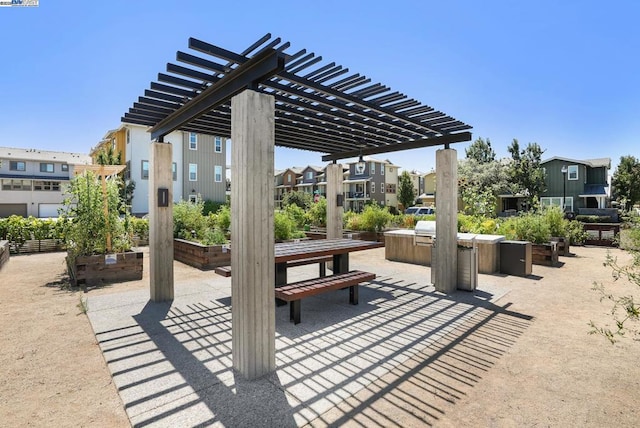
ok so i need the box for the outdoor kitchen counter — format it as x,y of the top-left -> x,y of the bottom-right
384,229 -> 505,273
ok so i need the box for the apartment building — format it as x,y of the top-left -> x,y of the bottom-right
92,124 -> 227,216
344,157 -> 395,212
0,147 -> 91,217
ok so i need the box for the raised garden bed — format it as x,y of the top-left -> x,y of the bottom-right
173,238 -> 230,270
531,242 -> 559,267
0,240 -> 9,270
582,223 -> 620,247
550,236 -> 570,256
67,251 -> 143,288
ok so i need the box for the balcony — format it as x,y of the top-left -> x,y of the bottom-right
345,192 -> 369,199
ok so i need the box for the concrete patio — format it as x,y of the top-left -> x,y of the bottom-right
87,247 -> 532,427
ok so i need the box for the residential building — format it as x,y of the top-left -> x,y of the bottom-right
296,166 -> 324,198
92,124 -> 227,216
344,157 -> 391,212
417,170 -> 436,206
384,163 -> 399,211
0,147 -> 91,217
540,157 -> 611,212
275,167 -> 304,208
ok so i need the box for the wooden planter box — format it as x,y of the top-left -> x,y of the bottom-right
531,242 -> 559,267
68,251 -> 143,288
582,223 -> 620,247
550,236 -> 570,256
0,240 -> 10,271
357,231 -> 386,243
173,238 -> 230,270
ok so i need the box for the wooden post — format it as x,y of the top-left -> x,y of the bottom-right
231,89 -> 276,379
149,142 -> 174,302
99,165 -> 112,253
326,163 -> 344,240
434,148 -> 458,293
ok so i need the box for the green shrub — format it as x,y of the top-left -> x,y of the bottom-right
285,203 -> 308,229
576,215 -> 612,223
306,197 -> 326,227
203,199 -> 224,216
457,214 -> 498,234
496,212 -> 550,244
542,206 -> 567,237
343,211 -> 358,229
173,200 -> 208,239
216,205 -> 231,232
565,220 -> 589,245
130,217 -> 149,240
359,204 -> 393,232
274,210 -> 306,241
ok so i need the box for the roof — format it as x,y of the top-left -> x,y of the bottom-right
541,156 -> 611,169
0,146 -> 92,165
122,34 -> 471,160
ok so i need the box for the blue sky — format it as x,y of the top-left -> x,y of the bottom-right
1,1 -> 638,173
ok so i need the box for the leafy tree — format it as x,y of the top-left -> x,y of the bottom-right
611,155 -> 640,211
507,139 -> 546,208
95,145 -> 121,166
282,190 -> 313,210
458,158 -> 510,217
465,137 -> 496,164
398,171 -> 416,209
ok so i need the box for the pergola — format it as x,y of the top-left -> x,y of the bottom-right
122,33 -> 472,379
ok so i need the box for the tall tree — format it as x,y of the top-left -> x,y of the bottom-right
95,145 -> 121,166
398,171 -> 416,210
611,155 -> 640,211
465,137 -> 496,164
95,145 -> 134,211
458,158 -> 511,217
507,139 -> 546,208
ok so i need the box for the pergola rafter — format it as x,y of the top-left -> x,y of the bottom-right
122,33 -> 471,158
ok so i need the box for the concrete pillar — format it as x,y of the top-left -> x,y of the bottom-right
434,148 -> 458,293
231,89 -> 275,379
149,142 -> 174,302
326,163 -> 344,240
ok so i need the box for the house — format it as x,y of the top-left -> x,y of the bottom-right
275,167 -> 304,209
92,124 -> 227,216
0,146 -> 91,217
415,170 -> 436,206
540,157 -> 611,213
344,157 -> 390,212
384,163 -> 400,211
297,165 -> 324,197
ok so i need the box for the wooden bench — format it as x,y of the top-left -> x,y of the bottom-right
214,255 -> 332,278
274,270 -> 376,324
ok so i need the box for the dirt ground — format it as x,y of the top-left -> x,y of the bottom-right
0,245 -> 638,427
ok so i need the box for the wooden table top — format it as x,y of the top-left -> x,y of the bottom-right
274,238 -> 384,263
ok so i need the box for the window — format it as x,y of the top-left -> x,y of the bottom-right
215,165 -> 222,182
40,163 -> 54,173
355,162 -> 365,175
371,162 -> 375,174
540,196 -> 573,212
189,132 -> 197,150
33,181 -> 60,191
124,161 -> 131,180
61,164 -> 69,172
172,162 -> 177,181
141,160 -> 149,179
381,183 -> 385,194
2,179 -> 31,191
287,173 -> 292,183
214,136 -> 222,153
10,161 -> 26,171
386,183 -> 396,194
306,171 -> 313,180
188,194 -> 197,203
371,182 -> 376,193
567,165 -> 578,180
189,163 -> 197,181
126,129 -> 131,145
381,166 -> 384,175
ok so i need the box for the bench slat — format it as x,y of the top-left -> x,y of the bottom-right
214,255 -> 332,278
274,270 -> 375,301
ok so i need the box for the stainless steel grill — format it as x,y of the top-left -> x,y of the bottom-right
414,220 -> 436,246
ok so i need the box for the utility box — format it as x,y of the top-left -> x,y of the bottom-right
500,240 -> 532,277
457,242 -> 478,291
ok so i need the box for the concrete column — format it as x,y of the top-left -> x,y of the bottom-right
326,163 -> 344,240
149,142 -> 174,302
231,89 -> 275,379
434,148 -> 458,293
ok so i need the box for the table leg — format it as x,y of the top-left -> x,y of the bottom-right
333,253 -> 349,274
275,262 -> 287,306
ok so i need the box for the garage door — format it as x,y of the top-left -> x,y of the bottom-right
0,204 -> 28,218
38,204 -> 64,218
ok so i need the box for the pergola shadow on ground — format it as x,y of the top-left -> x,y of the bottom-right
88,266 -> 531,427
122,33 -> 472,379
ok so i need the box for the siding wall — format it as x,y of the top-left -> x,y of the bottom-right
181,132 -> 226,203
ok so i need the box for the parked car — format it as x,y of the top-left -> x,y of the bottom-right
404,206 -> 435,215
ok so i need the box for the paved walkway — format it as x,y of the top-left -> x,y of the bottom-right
86,248 -> 530,427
